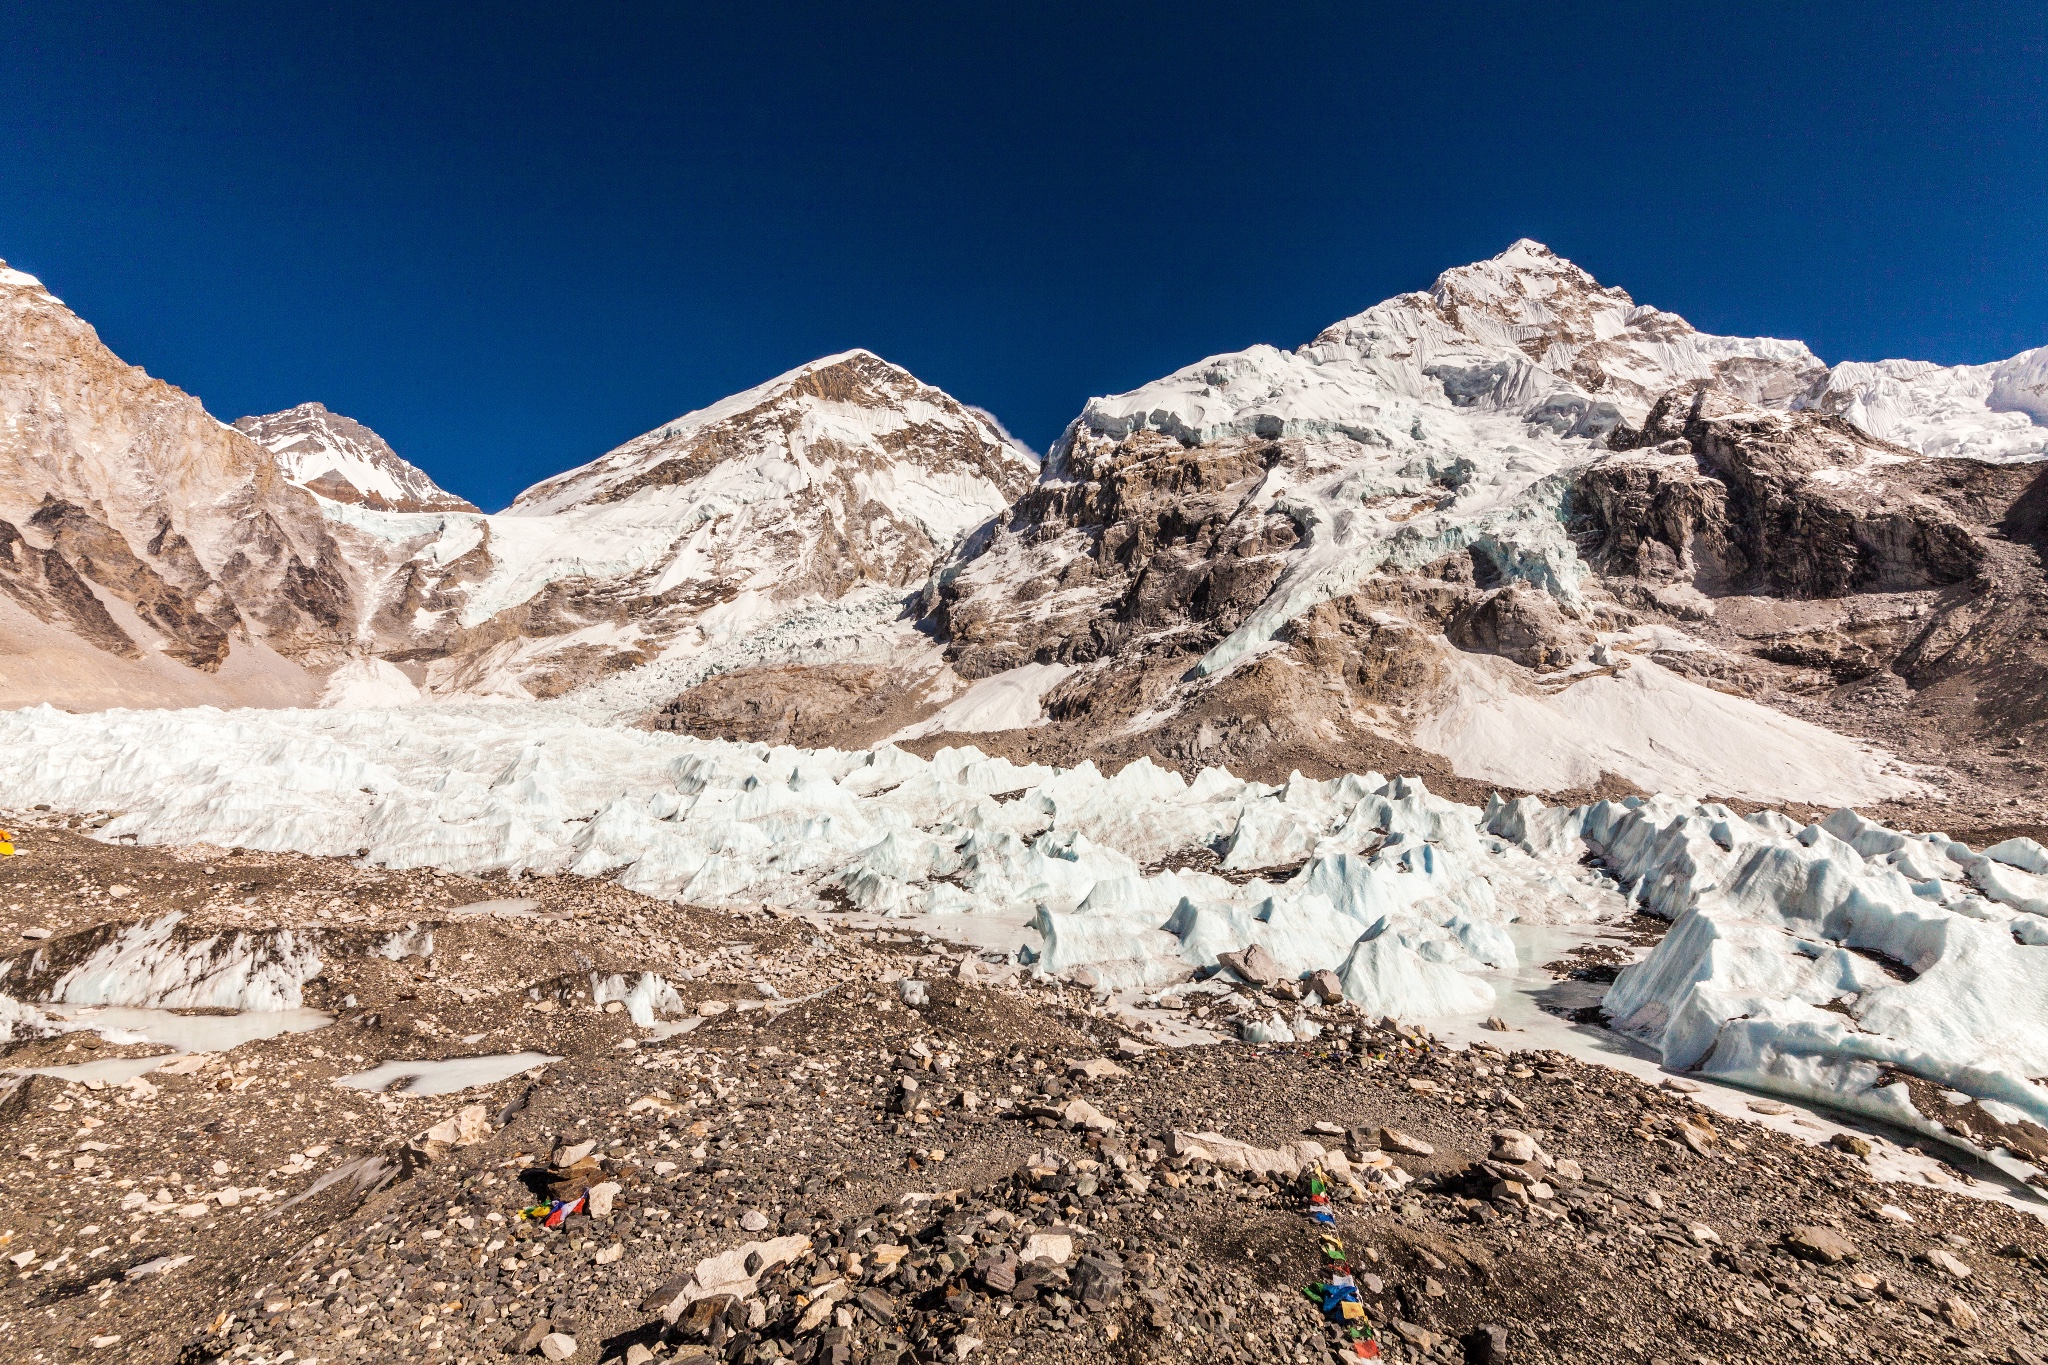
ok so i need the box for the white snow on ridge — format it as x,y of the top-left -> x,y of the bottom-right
1069,240 -> 1822,455
5,698 -> 2042,1173
234,402 -> 471,510
510,348 -> 1036,517
1808,348 -> 2048,464
0,263 -> 52,298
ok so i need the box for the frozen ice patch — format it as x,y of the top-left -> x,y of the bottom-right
335,1052 -> 560,1095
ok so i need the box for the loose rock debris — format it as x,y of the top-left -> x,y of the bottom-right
1,820 -> 2047,1364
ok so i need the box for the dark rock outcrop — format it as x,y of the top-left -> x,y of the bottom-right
1579,386 -> 1984,601
928,432 -> 1299,679
1445,582 -> 1594,670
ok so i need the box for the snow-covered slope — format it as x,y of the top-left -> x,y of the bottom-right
1801,348 -> 2048,463
319,348 -> 1038,701
233,402 -> 478,513
0,259 -> 356,709
1275,240 -> 2041,461
1067,239 -> 1825,456
513,347 -> 1035,519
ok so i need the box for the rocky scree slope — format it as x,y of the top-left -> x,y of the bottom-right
233,402 -> 479,514
0,261 -> 359,710
658,242 -> 2046,818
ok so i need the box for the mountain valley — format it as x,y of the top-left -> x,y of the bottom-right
3,241 -> 2047,1365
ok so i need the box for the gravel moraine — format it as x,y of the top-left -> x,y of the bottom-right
2,814 -> 2046,1365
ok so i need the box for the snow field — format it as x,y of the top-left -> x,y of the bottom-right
1416,652 -> 1921,804
1813,349 -> 2048,464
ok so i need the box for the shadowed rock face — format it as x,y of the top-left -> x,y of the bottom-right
22,496 -> 238,669
1445,581 -> 1593,670
0,516 -> 142,658
1579,385 -> 1985,602
927,431 -> 1301,681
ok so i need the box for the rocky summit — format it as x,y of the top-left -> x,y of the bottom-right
234,403 -> 480,516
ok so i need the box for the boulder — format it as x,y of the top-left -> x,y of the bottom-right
1379,1127 -> 1434,1157
1785,1226 -> 1858,1265
1066,1057 -> 1130,1080
1216,943 -> 1282,989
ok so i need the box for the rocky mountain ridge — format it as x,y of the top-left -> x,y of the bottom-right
2,243 -> 2042,824
325,347 -> 1038,701
659,243 -> 2047,826
0,261 -> 357,710
0,269 -> 1039,708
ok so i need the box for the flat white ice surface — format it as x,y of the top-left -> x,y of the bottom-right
1416,653 -> 1920,804
336,1051 -> 560,1095
8,1006 -> 334,1083
889,663 -> 1074,742
45,1004 -> 333,1054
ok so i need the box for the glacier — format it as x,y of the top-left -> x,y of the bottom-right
4,697 -> 2045,1178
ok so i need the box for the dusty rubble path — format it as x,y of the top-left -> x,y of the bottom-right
1,818 -> 2047,1365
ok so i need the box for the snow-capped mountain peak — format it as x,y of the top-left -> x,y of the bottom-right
1062,240 -> 1829,464
233,402 -> 478,513
1316,238 -> 1827,416
510,348 -> 1036,516
288,347 -> 1041,703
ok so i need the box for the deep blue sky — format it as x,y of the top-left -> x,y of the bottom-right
4,3 -> 2044,510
